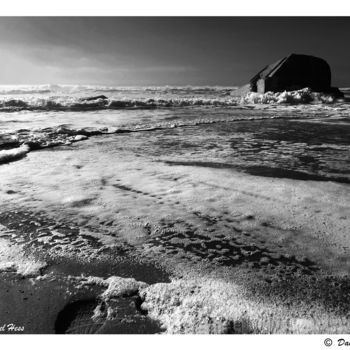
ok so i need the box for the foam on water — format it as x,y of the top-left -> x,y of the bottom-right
0,85 -> 348,167
0,144 -> 30,164
241,88 -> 341,104
0,85 -> 347,112
0,95 -> 240,112
0,112 -> 295,163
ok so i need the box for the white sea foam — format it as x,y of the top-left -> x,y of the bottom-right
241,88 -> 339,104
71,273 -> 350,333
0,144 -> 30,164
81,275 -> 148,300
0,226 -> 47,276
0,95 -> 240,111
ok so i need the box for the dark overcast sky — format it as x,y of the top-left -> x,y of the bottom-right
0,17 -> 349,86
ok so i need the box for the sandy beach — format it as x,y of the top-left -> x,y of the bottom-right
0,88 -> 349,333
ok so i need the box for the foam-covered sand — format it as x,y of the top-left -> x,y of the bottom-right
1,135 -> 349,332
0,227 -> 46,277
0,85 -> 349,333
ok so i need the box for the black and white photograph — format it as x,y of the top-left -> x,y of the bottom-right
0,9 -> 349,342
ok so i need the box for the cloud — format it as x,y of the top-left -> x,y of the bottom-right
0,39 -> 197,84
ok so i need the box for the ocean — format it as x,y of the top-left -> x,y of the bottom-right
1,85 -> 349,182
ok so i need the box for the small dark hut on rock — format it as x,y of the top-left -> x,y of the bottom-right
232,54 -> 344,98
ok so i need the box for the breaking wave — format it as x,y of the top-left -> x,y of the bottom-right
241,88 -> 342,104
0,84 -> 236,96
0,88 -> 345,112
0,96 -> 240,111
0,144 -> 30,164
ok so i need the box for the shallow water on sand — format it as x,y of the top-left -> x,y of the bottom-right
1,101 -> 349,182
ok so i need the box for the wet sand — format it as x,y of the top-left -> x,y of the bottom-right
0,216 -> 169,334
0,108 -> 349,333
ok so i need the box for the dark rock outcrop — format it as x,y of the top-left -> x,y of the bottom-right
232,54 -> 344,98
